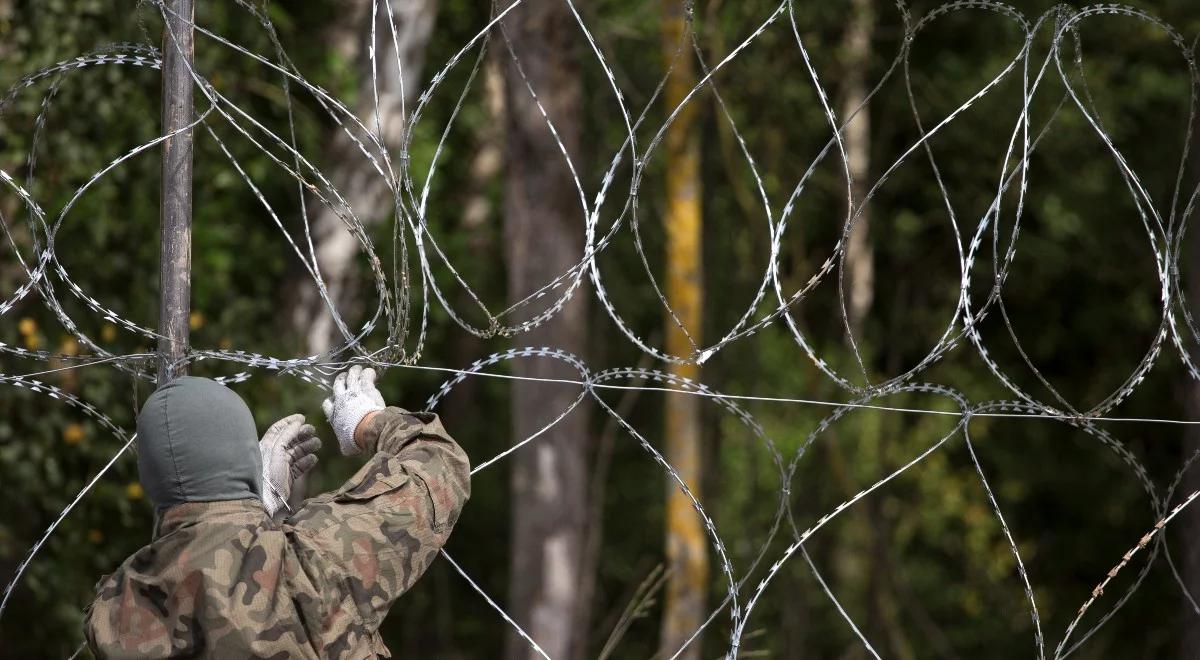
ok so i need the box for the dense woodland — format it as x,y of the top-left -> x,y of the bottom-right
4,0 -> 1200,657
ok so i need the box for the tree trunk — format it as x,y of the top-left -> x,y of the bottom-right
1180,111 -> 1200,659
658,2 -> 707,658
842,0 -> 875,336
502,4 -> 591,660
442,56 -> 504,422
1183,355 -> 1200,656
282,0 -> 436,509
286,0 -> 438,355
840,1 -> 885,656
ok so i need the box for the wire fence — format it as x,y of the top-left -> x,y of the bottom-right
2,1 -> 1200,657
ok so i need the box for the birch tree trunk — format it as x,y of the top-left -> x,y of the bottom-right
286,0 -> 438,355
282,0 -> 436,509
658,2 -> 707,658
842,0 -> 875,334
442,57 -> 504,422
502,4 -> 591,659
838,2 -> 891,656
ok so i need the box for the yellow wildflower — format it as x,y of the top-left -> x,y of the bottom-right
63,423 -> 85,445
59,336 -> 80,356
126,482 -> 144,500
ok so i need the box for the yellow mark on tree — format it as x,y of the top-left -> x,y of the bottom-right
659,2 -> 708,658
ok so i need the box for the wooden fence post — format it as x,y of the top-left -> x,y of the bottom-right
157,0 -> 194,384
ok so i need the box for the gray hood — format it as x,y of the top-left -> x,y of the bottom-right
136,376 -> 261,512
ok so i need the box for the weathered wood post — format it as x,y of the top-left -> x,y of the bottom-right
157,0 -> 194,384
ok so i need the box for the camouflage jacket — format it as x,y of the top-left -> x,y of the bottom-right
84,408 -> 470,659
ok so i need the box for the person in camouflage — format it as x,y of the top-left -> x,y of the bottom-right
84,366 -> 471,659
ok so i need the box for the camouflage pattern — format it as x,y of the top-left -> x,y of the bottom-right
84,408 -> 470,659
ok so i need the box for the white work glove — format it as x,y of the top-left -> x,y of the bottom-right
260,414 -> 321,517
322,365 -> 386,456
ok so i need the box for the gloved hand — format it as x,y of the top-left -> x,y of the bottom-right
323,365 -> 386,456
260,414 -> 321,517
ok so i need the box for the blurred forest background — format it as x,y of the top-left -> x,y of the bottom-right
4,0 -> 1200,658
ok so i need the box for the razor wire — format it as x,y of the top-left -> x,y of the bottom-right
2,1 -> 1200,658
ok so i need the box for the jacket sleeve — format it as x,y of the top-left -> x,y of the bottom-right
286,407 -> 471,635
